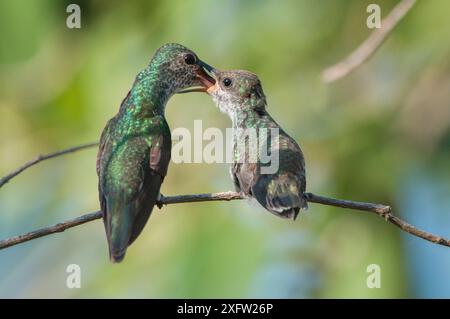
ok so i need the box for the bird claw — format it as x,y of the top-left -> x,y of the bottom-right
156,194 -> 164,209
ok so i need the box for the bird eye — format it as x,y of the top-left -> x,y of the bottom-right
184,54 -> 196,65
223,78 -> 232,87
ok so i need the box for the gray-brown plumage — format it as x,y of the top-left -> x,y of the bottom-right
206,70 -> 307,220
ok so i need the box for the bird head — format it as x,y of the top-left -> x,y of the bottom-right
205,69 -> 267,118
150,43 -> 215,94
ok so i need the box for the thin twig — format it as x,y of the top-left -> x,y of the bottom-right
322,0 -> 416,83
1,191 -> 449,250
304,193 -> 450,247
0,142 -> 98,188
0,211 -> 102,250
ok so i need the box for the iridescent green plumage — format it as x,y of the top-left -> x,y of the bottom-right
207,70 -> 307,220
97,43 -> 213,262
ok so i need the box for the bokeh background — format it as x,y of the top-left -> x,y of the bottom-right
1,0 -> 449,298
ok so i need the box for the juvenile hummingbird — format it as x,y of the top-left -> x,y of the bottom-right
206,70 -> 307,220
97,43 -> 214,262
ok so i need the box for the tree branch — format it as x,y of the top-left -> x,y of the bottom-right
1,191 -> 449,250
1,136 -> 448,250
0,142 -> 98,189
322,0 -> 416,83
305,193 -> 450,247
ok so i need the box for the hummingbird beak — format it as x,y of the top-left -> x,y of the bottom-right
198,60 -> 214,73
204,66 -> 220,95
176,60 -> 216,94
188,61 -> 220,95
199,61 -> 220,79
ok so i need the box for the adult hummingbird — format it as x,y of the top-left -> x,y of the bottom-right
97,43 -> 214,262
206,70 -> 307,220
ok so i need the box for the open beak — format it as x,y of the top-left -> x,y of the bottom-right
177,60 -> 216,94
203,63 -> 220,95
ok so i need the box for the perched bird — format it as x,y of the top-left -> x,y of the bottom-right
206,70 -> 307,220
97,43 -> 214,262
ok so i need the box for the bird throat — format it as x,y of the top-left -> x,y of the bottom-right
120,67 -> 175,120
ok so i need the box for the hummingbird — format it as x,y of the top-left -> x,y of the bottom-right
97,43 -> 214,262
206,69 -> 307,220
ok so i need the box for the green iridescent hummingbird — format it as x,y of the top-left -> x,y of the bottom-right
206,69 -> 307,220
97,43 -> 214,262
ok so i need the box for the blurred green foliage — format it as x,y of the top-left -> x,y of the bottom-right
1,0 -> 449,298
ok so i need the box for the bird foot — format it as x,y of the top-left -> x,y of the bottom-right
156,193 -> 165,209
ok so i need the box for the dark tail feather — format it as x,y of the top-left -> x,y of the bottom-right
282,207 -> 300,220
253,175 -> 307,220
104,199 -> 133,263
110,250 -> 126,263
128,175 -> 163,245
